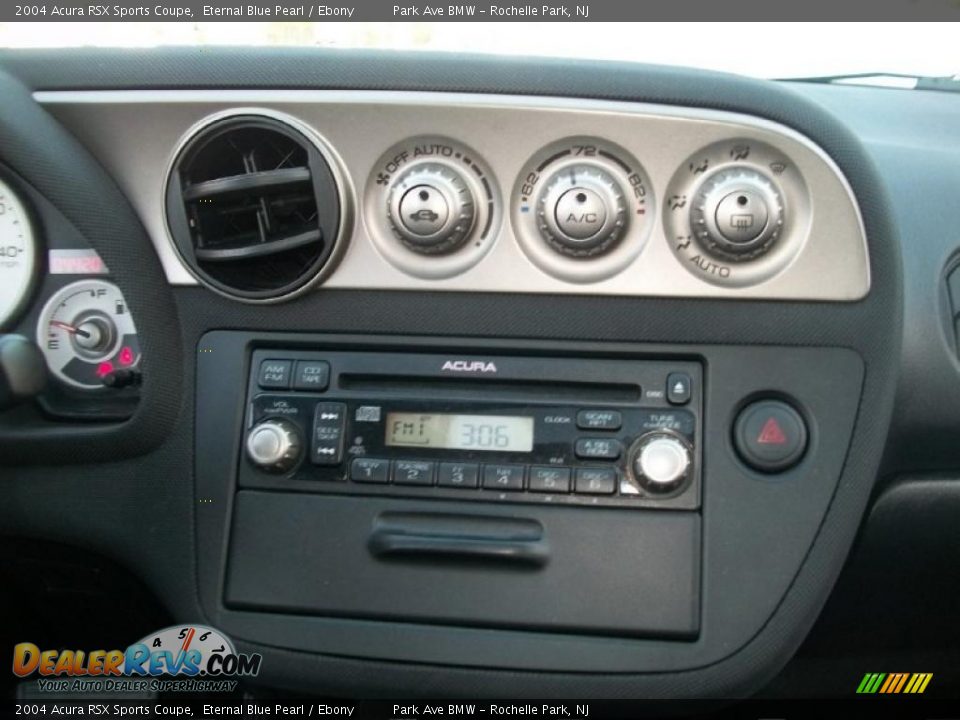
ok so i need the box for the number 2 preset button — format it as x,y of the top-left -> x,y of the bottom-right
482,464 -> 525,491
393,460 -> 435,485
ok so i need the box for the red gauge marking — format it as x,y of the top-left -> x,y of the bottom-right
50,320 -> 91,338
119,346 -> 135,366
96,361 -> 114,378
180,627 -> 196,653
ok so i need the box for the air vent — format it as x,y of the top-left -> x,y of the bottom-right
166,114 -> 344,301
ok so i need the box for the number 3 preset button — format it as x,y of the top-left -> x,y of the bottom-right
438,462 -> 480,488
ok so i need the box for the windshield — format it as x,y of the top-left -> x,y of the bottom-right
0,21 -> 954,80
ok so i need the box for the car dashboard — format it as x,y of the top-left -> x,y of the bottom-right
2,47 -> 956,701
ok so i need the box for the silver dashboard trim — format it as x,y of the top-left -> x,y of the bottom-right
35,90 -> 870,301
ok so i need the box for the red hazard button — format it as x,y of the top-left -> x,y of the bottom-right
734,399 -> 807,473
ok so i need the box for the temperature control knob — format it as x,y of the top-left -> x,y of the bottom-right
246,418 -> 302,473
691,168 -> 784,260
629,432 -> 692,495
537,164 -> 627,256
387,163 -> 476,254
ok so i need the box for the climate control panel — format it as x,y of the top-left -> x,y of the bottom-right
239,348 -> 702,510
43,91 -> 869,301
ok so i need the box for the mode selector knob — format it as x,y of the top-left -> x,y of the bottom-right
629,432 -> 692,495
246,418 -> 302,473
691,168 -> 784,261
388,163 -> 476,254
537,164 -> 627,256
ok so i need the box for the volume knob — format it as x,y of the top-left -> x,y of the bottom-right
387,163 -> 476,254
629,432 -> 692,495
246,418 -> 302,473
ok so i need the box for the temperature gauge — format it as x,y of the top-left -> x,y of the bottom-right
36,279 -> 140,390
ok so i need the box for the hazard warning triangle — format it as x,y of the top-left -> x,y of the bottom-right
756,417 -> 788,445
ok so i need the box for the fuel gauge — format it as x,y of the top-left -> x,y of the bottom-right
37,279 -> 140,390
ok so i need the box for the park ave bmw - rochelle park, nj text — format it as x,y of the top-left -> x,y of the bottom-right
15,3 -> 591,17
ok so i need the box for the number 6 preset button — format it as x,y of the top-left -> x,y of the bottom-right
482,464 -> 525,491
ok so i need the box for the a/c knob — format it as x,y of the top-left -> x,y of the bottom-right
246,418 -> 302,473
537,164 -> 627,256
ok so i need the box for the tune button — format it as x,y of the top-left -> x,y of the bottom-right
629,432 -> 692,495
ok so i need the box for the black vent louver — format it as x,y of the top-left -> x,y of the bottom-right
166,116 -> 342,300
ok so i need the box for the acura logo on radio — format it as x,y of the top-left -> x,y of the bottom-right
441,360 -> 498,373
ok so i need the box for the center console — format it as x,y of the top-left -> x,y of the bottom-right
193,331 -> 864,675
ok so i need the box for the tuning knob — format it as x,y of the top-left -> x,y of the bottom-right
387,163 -> 476,254
691,168 -> 784,261
629,432 -> 692,495
536,164 -> 627,256
246,418 -> 302,473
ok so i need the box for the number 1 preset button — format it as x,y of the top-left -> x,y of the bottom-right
350,458 -> 390,483
482,464 -> 525,491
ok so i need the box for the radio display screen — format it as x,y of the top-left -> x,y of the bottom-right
385,412 -> 534,452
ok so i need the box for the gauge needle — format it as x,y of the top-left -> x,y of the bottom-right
50,320 -> 91,338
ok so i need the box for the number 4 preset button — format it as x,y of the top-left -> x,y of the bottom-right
482,464 -> 525,491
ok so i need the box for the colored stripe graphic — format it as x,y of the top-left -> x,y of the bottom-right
857,672 -> 932,694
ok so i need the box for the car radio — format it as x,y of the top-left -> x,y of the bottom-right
239,348 -> 702,510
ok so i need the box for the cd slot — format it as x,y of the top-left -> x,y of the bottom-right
338,374 -> 640,404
